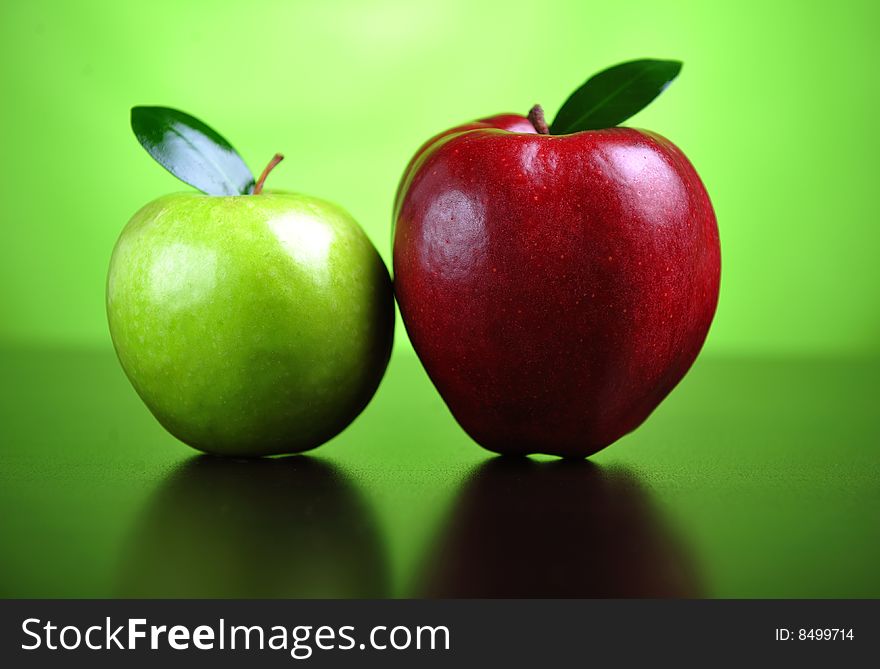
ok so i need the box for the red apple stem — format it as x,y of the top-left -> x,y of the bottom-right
252,153 -> 285,194
528,104 -> 550,134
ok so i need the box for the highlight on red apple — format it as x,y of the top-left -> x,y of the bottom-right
392,59 -> 720,458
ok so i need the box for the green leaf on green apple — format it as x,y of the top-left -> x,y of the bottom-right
131,106 -> 255,196
550,59 -> 682,134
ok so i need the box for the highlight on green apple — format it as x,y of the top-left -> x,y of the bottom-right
393,59 -> 720,459
107,107 -> 395,457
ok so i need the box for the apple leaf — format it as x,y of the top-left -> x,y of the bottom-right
131,106 -> 255,195
550,59 -> 682,134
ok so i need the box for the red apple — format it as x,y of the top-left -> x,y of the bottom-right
393,77 -> 720,458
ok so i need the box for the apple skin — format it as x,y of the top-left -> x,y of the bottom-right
107,191 -> 394,456
393,114 -> 719,458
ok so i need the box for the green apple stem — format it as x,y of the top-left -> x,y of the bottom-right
252,153 -> 285,194
528,105 -> 550,134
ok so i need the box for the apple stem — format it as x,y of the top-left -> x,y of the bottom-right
528,105 -> 550,134
252,153 -> 285,194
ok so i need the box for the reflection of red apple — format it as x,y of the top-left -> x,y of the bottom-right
393,114 -> 720,457
416,459 -> 702,597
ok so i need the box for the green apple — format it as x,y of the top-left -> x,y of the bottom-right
108,107 -> 394,456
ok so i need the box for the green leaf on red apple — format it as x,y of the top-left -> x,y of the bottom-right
550,59 -> 682,135
131,106 -> 255,196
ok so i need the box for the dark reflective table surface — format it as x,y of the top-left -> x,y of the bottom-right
1,348 -> 877,597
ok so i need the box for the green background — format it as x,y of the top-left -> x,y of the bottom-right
1,0 -> 878,598
2,0 -> 878,354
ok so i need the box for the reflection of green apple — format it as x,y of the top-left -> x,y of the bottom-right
117,456 -> 389,598
107,191 -> 394,455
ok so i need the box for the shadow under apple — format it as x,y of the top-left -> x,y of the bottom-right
117,455 -> 389,598
415,457 -> 702,598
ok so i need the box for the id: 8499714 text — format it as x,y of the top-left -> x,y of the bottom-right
775,628 -> 854,641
